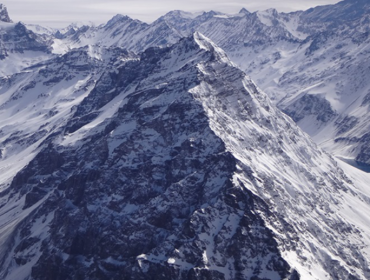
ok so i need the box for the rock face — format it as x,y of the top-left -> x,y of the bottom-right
0,32 -> 370,280
0,22 -> 50,56
0,4 -> 11,23
0,4 -> 51,77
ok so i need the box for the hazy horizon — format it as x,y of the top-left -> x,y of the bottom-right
2,0 -> 342,28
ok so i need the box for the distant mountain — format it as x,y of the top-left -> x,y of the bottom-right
0,22 -> 50,56
0,4 -> 11,23
298,0 -> 370,33
0,6 -> 52,76
53,14 -> 182,54
25,24 -> 56,36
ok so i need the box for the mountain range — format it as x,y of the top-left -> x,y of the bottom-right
32,0 -> 370,167
0,1 -> 370,280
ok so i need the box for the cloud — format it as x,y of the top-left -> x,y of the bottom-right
2,0 -> 341,27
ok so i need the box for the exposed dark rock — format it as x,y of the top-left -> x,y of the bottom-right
0,4 -> 11,23
283,93 -> 336,123
335,116 -> 359,136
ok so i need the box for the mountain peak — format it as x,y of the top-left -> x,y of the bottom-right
164,10 -> 197,19
239,8 -> 251,14
0,4 -> 12,23
105,14 -> 134,28
264,8 -> 278,15
193,32 -> 231,64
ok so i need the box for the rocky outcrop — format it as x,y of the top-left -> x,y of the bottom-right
0,4 -> 11,23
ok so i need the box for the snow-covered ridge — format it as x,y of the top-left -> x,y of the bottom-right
193,32 -> 231,64
191,56 -> 370,279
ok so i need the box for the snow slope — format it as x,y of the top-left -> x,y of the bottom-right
0,32 -> 369,280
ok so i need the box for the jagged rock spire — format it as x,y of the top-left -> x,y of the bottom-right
0,4 -> 12,23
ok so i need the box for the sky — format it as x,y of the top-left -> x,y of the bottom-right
2,0 -> 342,28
